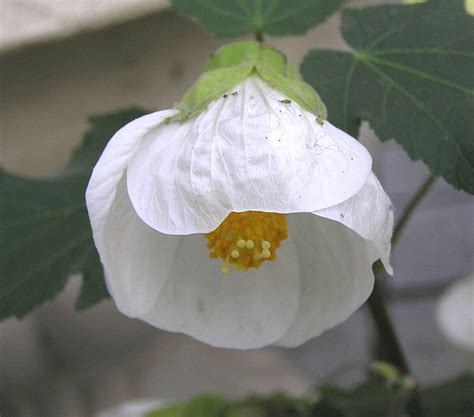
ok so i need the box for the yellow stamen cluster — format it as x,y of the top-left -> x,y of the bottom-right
205,211 -> 288,274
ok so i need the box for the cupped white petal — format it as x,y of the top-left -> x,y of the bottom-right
86,108 -> 179,251
314,172 -> 394,274
140,234 -> 301,349
437,275 -> 474,353
126,76 -> 372,235
98,178 -> 180,317
86,109 -> 180,317
126,116 -> 230,234
277,214 -> 378,347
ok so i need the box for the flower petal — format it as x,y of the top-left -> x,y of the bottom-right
437,275 -> 474,353
99,178 -> 180,317
314,172 -> 394,274
276,214 -> 378,347
140,234 -> 301,349
86,108 -> 179,251
126,76 -> 372,235
126,116 -> 229,234
86,110 -> 180,317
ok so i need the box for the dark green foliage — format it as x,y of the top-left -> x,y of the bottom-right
0,108 -> 148,318
171,0 -> 345,38
238,394 -> 312,417
147,395 -> 238,417
145,374 -> 474,417
302,0 -> 474,193
421,374 -> 474,417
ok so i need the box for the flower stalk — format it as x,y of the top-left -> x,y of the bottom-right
368,275 -> 425,416
367,176 -> 436,417
393,176 -> 437,246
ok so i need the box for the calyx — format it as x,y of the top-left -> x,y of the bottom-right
177,41 -> 327,120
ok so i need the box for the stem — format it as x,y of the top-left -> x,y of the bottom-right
255,31 -> 264,43
367,175 -> 437,417
368,272 -> 409,373
393,176 -> 436,245
368,275 -> 425,416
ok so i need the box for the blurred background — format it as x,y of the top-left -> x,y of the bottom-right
1,0 -> 473,416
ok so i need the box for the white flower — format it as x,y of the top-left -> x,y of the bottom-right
96,399 -> 167,417
86,68 -> 393,350
437,275 -> 474,354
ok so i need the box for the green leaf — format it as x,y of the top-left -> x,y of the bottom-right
147,395 -> 238,417
171,0 -> 346,38
302,0 -> 474,194
422,374 -> 474,417
239,394 -> 311,417
146,403 -> 186,417
183,395 -> 234,417
0,108 -> 148,319
310,401 -> 345,417
313,373 -> 474,417
145,375 -> 474,417
315,382 -> 409,417
148,394 -> 312,417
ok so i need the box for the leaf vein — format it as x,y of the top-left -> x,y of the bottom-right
364,6 -> 438,50
365,55 -> 474,96
268,1 -> 325,25
191,0 -> 248,23
371,49 -> 474,58
359,58 -> 472,170
343,59 -> 358,130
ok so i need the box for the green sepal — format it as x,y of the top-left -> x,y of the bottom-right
258,65 -> 327,118
177,41 -> 326,120
177,62 -> 254,120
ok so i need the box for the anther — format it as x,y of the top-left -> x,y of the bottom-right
204,211 -> 288,272
262,241 -> 271,250
237,239 -> 246,248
